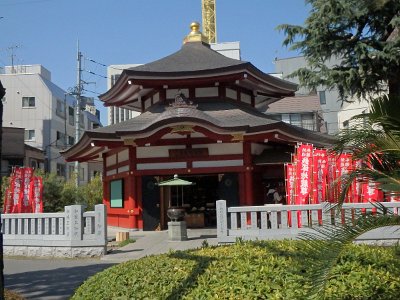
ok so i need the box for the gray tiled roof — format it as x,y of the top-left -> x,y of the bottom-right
89,101 -> 334,146
93,101 -> 279,135
265,95 -> 322,113
126,42 -> 247,74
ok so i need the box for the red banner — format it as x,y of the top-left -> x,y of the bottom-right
312,149 -> 328,204
336,154 -> 353,203
285,163 -> 296,205
4,167 -> 43,214
11,167 -> 23,213
295,144 -> 313,227
30,176 -> 43,213
21,167 -> 33,213
296,144 -> 313,205
352,160 -> 362,203
327,154 -> 337,202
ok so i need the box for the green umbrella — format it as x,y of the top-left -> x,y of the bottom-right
157,174 -> 195,207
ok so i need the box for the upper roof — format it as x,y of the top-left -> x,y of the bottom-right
125,42 -> 246,75
100,24 -> 297,111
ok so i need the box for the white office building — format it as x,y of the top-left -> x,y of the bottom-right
0,65 -> 102,184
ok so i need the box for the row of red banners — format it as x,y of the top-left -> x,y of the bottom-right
284,144 -> 394,207
3,167 -> 43,214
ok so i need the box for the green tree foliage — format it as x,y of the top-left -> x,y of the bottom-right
278,0 -> 400,99
80,174 -> 103,211
42,172 -> 67,212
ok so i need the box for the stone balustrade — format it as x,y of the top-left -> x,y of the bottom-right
216,200 -> 400,244
1,204 -> 107,258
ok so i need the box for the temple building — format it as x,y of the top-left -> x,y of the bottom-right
62,23 -> 333,230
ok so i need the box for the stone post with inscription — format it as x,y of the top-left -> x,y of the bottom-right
94,204 -> 107,244
65,205 -> 83,243
216,200 -> 228,242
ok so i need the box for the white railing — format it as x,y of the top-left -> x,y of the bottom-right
1,204 -> 107,257
216,200 -> 400,243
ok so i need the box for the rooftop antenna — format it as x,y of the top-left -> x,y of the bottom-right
7,45 -> 21,73
201,0 -> 217,43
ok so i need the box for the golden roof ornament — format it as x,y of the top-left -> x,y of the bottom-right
183,22 -> 208,44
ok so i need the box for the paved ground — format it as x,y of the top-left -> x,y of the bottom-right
4,227 -> 218,299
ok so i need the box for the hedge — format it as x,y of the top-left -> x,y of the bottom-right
72,240 -> 400,299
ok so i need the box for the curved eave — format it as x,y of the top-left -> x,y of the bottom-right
247,122 -> 335,147
99,63 -> 297,108
61,132 -> 120,162
62,119 -> 334,163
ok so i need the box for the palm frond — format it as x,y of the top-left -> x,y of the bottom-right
301,206 -> 400,298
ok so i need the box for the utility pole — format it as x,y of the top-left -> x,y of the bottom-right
0,80 -> 6,300
75,41 -> 82,187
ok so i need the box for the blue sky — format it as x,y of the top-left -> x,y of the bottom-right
0,0 -> 310,125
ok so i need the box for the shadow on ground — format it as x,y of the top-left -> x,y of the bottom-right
5,263 -> 114,300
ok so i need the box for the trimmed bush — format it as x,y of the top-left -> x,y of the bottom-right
72,240 -> 400,299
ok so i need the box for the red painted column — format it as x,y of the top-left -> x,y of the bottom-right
128,146 -> 138,229
243,142 -> 254,205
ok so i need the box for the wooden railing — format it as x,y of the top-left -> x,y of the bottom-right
1,204 -> 107,257
216,200 -> 400,243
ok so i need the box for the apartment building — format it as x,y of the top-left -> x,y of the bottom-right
0,65 -> 102,184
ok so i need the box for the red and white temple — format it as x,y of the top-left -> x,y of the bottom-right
62,23 -> 334,230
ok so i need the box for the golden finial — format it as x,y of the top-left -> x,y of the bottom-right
183,21 -> 208,44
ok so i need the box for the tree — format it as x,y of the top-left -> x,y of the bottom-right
80,174 -> 103,211
278,0 -> 400,99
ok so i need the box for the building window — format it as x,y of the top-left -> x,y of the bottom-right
24,129 -> 35,141
22,96 -> 36,108
111,74 -> 120,87
56,131 -> 66,148
57,163 -> 66,177
56,99 -> 66,118
68,136 -> 75,146
290,114 -> 301,127
318,91 -> 326,105
301,114 -> 315,131
68,106 -> 75,126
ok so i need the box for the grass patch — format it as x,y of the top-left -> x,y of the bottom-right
73,240 -> 400,299
5,289 -> 25,300
118,238 -> 135,248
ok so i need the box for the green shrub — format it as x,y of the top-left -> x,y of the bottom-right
72,240 -> 400,299
79,174 -> 103,211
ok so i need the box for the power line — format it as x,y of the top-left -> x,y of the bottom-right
83,69 -> 108,79
82,88 -> 102,95
85,57 -> 125,71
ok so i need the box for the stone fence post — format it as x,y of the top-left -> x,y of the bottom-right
216,200 -> 228,241
94,204 -> 107,243
65,205 -> 83,242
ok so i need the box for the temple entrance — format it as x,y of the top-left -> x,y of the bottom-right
160,173 -> 238,229
142,176 -> 161,231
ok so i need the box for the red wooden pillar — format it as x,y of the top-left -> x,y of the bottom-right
243,142 -> 254,205
136,176 -> 143,230
128,146 -> 138,229
102,153 -> 109,207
